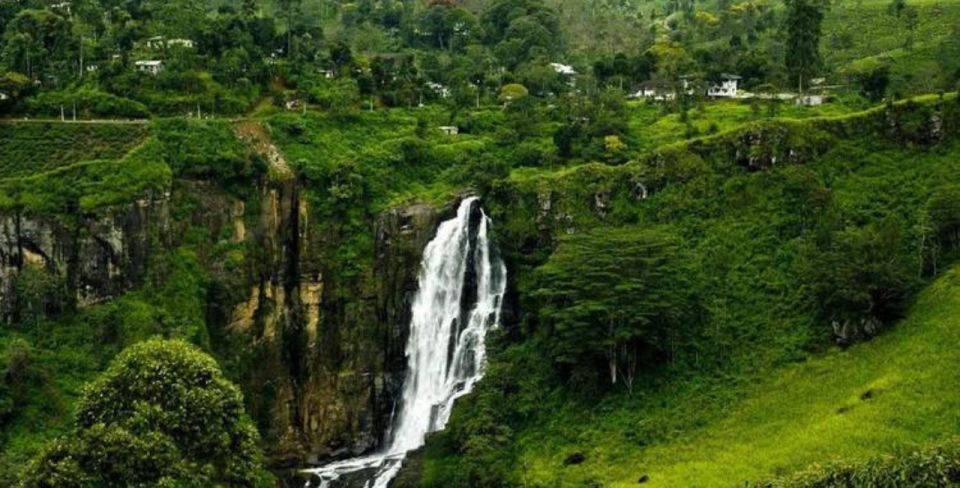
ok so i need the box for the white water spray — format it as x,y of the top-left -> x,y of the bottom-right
303,197 -> 506,488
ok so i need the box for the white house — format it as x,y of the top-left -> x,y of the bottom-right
438,126 -> 459,136
796,94 -> 828,106
630,81 -> 660,99
550,63 -> 577,76
147,36 -> 195,49
135,60 -> 164,75
51,2 -> 72,14
168,38 -> 194,48
426,82 -> 450,99
0,92 -> 9,101
707,74 -> 742,98
146,36 -> 165,49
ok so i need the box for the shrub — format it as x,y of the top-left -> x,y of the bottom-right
795,218 -> 920,345
308,78 -> 361,118
25,88 -> 149,119
0,339 -> 38,428
751,439 -> 960,487
20,339 -> 271,487
924,185 -> 960,271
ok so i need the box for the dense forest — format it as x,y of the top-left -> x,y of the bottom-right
2,0 -> 960,487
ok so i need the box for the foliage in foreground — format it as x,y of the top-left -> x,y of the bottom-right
752,439 -> 960,488
19,339 -> 271,488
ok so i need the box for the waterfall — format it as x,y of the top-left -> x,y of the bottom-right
303,197 -> 507,488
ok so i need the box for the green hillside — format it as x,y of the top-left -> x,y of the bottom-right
517,263 -> 960,487
825,0 -> 960,94
416,95 -> 960,487
2,0 -> 960,485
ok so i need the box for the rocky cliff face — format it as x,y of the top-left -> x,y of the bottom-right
178,177 -> 452,467
0,192 -> 169,323
0,171 -> 450,469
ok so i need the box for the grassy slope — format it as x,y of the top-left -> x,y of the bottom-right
626,100 -> 859,152
505,100 -> 960,486
521,264 -> 960,487
825,0 -> 960,93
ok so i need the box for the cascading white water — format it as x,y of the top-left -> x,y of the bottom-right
303,197 -> 506,488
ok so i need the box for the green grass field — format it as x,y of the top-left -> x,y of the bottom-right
626,100 -> 859,152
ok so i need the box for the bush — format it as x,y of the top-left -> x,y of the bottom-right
796,219 -> 920,345
153,119 -> 256,181
20,339 -> 271,487
308,78 -> 361,118
25,88 -> 148,119
13,266 -> 66,326
924,185 -> 960,272
512,139 -> 557,167
751,439 -> 960,487
0,339 -> 38,428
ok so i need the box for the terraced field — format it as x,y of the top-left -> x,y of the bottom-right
0,122 -> 148,179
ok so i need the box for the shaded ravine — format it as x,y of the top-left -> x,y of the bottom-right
303,197 -> 507,488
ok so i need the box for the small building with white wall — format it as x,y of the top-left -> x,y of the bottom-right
550,63 -> 577,76
146,36 -> 195,49
796,94 -> 828,106
707,74 -> 742,98
135,60 -> 164,75
630,81 -> 660,99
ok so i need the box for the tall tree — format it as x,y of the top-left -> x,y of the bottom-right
277,0 -> 302,57
782,0 -> 825,92
532,228 -> 696,391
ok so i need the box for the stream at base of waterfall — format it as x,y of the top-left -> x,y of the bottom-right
303,197 -> 507,488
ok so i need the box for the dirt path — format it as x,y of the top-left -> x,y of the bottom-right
234,120 -> 295,181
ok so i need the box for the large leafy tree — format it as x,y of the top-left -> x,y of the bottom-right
532,228 -> 697,391
482,0 -> 561,68
1,9 -> 76,83
796,219 -> 920,346
20,339 -> 271,487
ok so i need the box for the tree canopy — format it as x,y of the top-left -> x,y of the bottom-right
532,227 -> 697,391
20,339 -> 270,488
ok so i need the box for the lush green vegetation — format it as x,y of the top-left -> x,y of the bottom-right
0,137 -> 171,214
0,243 -> 228,485
0,122 -> 147,178
1,0 -> 960,485
20,338 -> 271,487
417,95 -> 960,487
2,0 -> 958,121
753,438 -> 960,488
